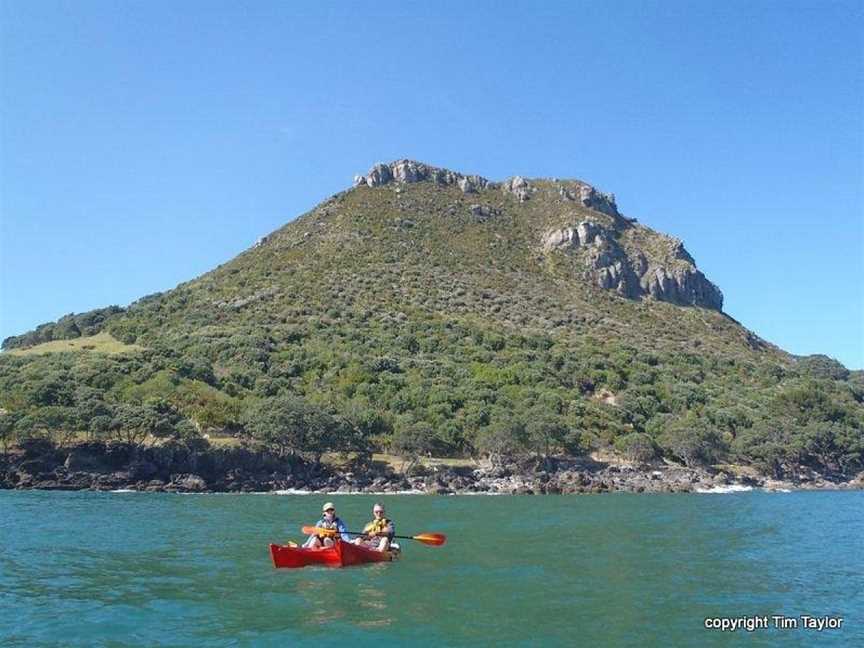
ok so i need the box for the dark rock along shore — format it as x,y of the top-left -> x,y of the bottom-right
2,441 -> 861,495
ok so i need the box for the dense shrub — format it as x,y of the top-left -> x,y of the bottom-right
240,396 -> 340,461
614,433 -> 660,463
658,416 -> 728,467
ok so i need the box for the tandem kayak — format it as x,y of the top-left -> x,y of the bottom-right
269,541 -> 401,568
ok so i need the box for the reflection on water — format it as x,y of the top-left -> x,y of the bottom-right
292,563 -> 395,630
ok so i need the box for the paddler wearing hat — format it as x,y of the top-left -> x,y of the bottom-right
353,502 -> 395,552
303,502 -> 351,549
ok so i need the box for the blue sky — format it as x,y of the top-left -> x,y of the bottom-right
1,1 -> 862,368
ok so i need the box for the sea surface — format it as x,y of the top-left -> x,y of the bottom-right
1,491 -> 861,647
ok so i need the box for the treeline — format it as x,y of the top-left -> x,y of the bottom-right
1,314 -> 862,478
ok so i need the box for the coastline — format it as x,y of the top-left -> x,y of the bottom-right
2,442 -> 861,495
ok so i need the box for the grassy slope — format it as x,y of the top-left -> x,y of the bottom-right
3,331 -> 144,356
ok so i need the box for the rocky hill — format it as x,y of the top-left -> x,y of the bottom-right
1,160 -> 862,483
356,160 -> 723,310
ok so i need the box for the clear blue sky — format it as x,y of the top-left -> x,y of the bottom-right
1,1 -> 862,368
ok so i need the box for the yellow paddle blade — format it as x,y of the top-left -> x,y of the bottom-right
301,525 -> 337,537
413,533 -> 447,546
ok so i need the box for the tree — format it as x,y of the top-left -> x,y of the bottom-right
107,399 -> 193,446
89,415 -> 113,441
389,420 -> 434,475
110,404 -> 158,445
12,414 -> 50,445
799,421 -> 863,475
0,410 -> 21,453
475,416 -> 526,467
525,409 -> 570,459
28,371 -> 75,407
731,420 -> 797,478
614,433 -> 659,464
658,416 -> 728,468
241,396 -> 338,462
336,404 -> 389,457
73,386 -> 111,430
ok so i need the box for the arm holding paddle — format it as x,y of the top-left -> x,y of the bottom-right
335,517 -> 352,543
302,525 -> 446,546
354,520 -> 394,542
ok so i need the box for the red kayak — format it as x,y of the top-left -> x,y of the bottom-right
269,541 -> 401,568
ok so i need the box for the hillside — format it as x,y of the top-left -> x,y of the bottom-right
1,160 -> 862,478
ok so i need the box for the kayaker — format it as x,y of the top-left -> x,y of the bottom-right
353,502 -> 394,552
304,502 -> 350,549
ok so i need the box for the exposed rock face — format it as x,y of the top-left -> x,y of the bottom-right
361,163 -> 393,187
354,161 -> 608,211
354,159 -> 490,194
559,183 -> 619,216
640,266 -> 723,310
543,221 -> 723,310
502,175 -> 533,202
578,185 -> 619,217
5,442 -> 856,493
541,221 -> 602,251
170,473 -> 208,492
65,448 -> 111,473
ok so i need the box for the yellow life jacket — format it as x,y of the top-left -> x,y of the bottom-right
363,517 -> 392,536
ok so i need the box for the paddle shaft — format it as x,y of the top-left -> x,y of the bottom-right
302,525 -> 445,545
348,531 -> 427,542
321,528 -> 410,540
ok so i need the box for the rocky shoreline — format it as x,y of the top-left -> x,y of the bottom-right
1,441 -> 861,495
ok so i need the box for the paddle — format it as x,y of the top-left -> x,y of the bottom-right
301,525 -> 447,546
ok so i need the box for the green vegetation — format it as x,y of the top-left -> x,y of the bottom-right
4,331 -> 143,356
2,175 -> 862,477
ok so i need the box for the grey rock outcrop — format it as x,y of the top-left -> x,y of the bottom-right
170,473 -> 208,492
541,221 -> 603,250
543,221 -> 723,309
362,163 -> 393,187
579,185 -> 619,216
558,183 -> 619,217
502,176 -> 533,202
541,221 -> 604,252
641,266 -> 723,310
354,159 -> 490,194
469,204 -> 500,222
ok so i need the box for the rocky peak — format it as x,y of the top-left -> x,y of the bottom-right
354,159 -> 490,194
351,159 -> 721,311
354,160 -> 621,217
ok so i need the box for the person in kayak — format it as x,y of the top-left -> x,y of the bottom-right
304,502 -> 351,549
353,502 -> 394,552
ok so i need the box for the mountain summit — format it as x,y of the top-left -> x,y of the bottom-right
353,159 -> 722,310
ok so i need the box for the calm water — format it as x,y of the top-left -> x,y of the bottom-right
1,491 -> 861,647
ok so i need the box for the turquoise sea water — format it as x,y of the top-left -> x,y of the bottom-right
1,491 -> 861,647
